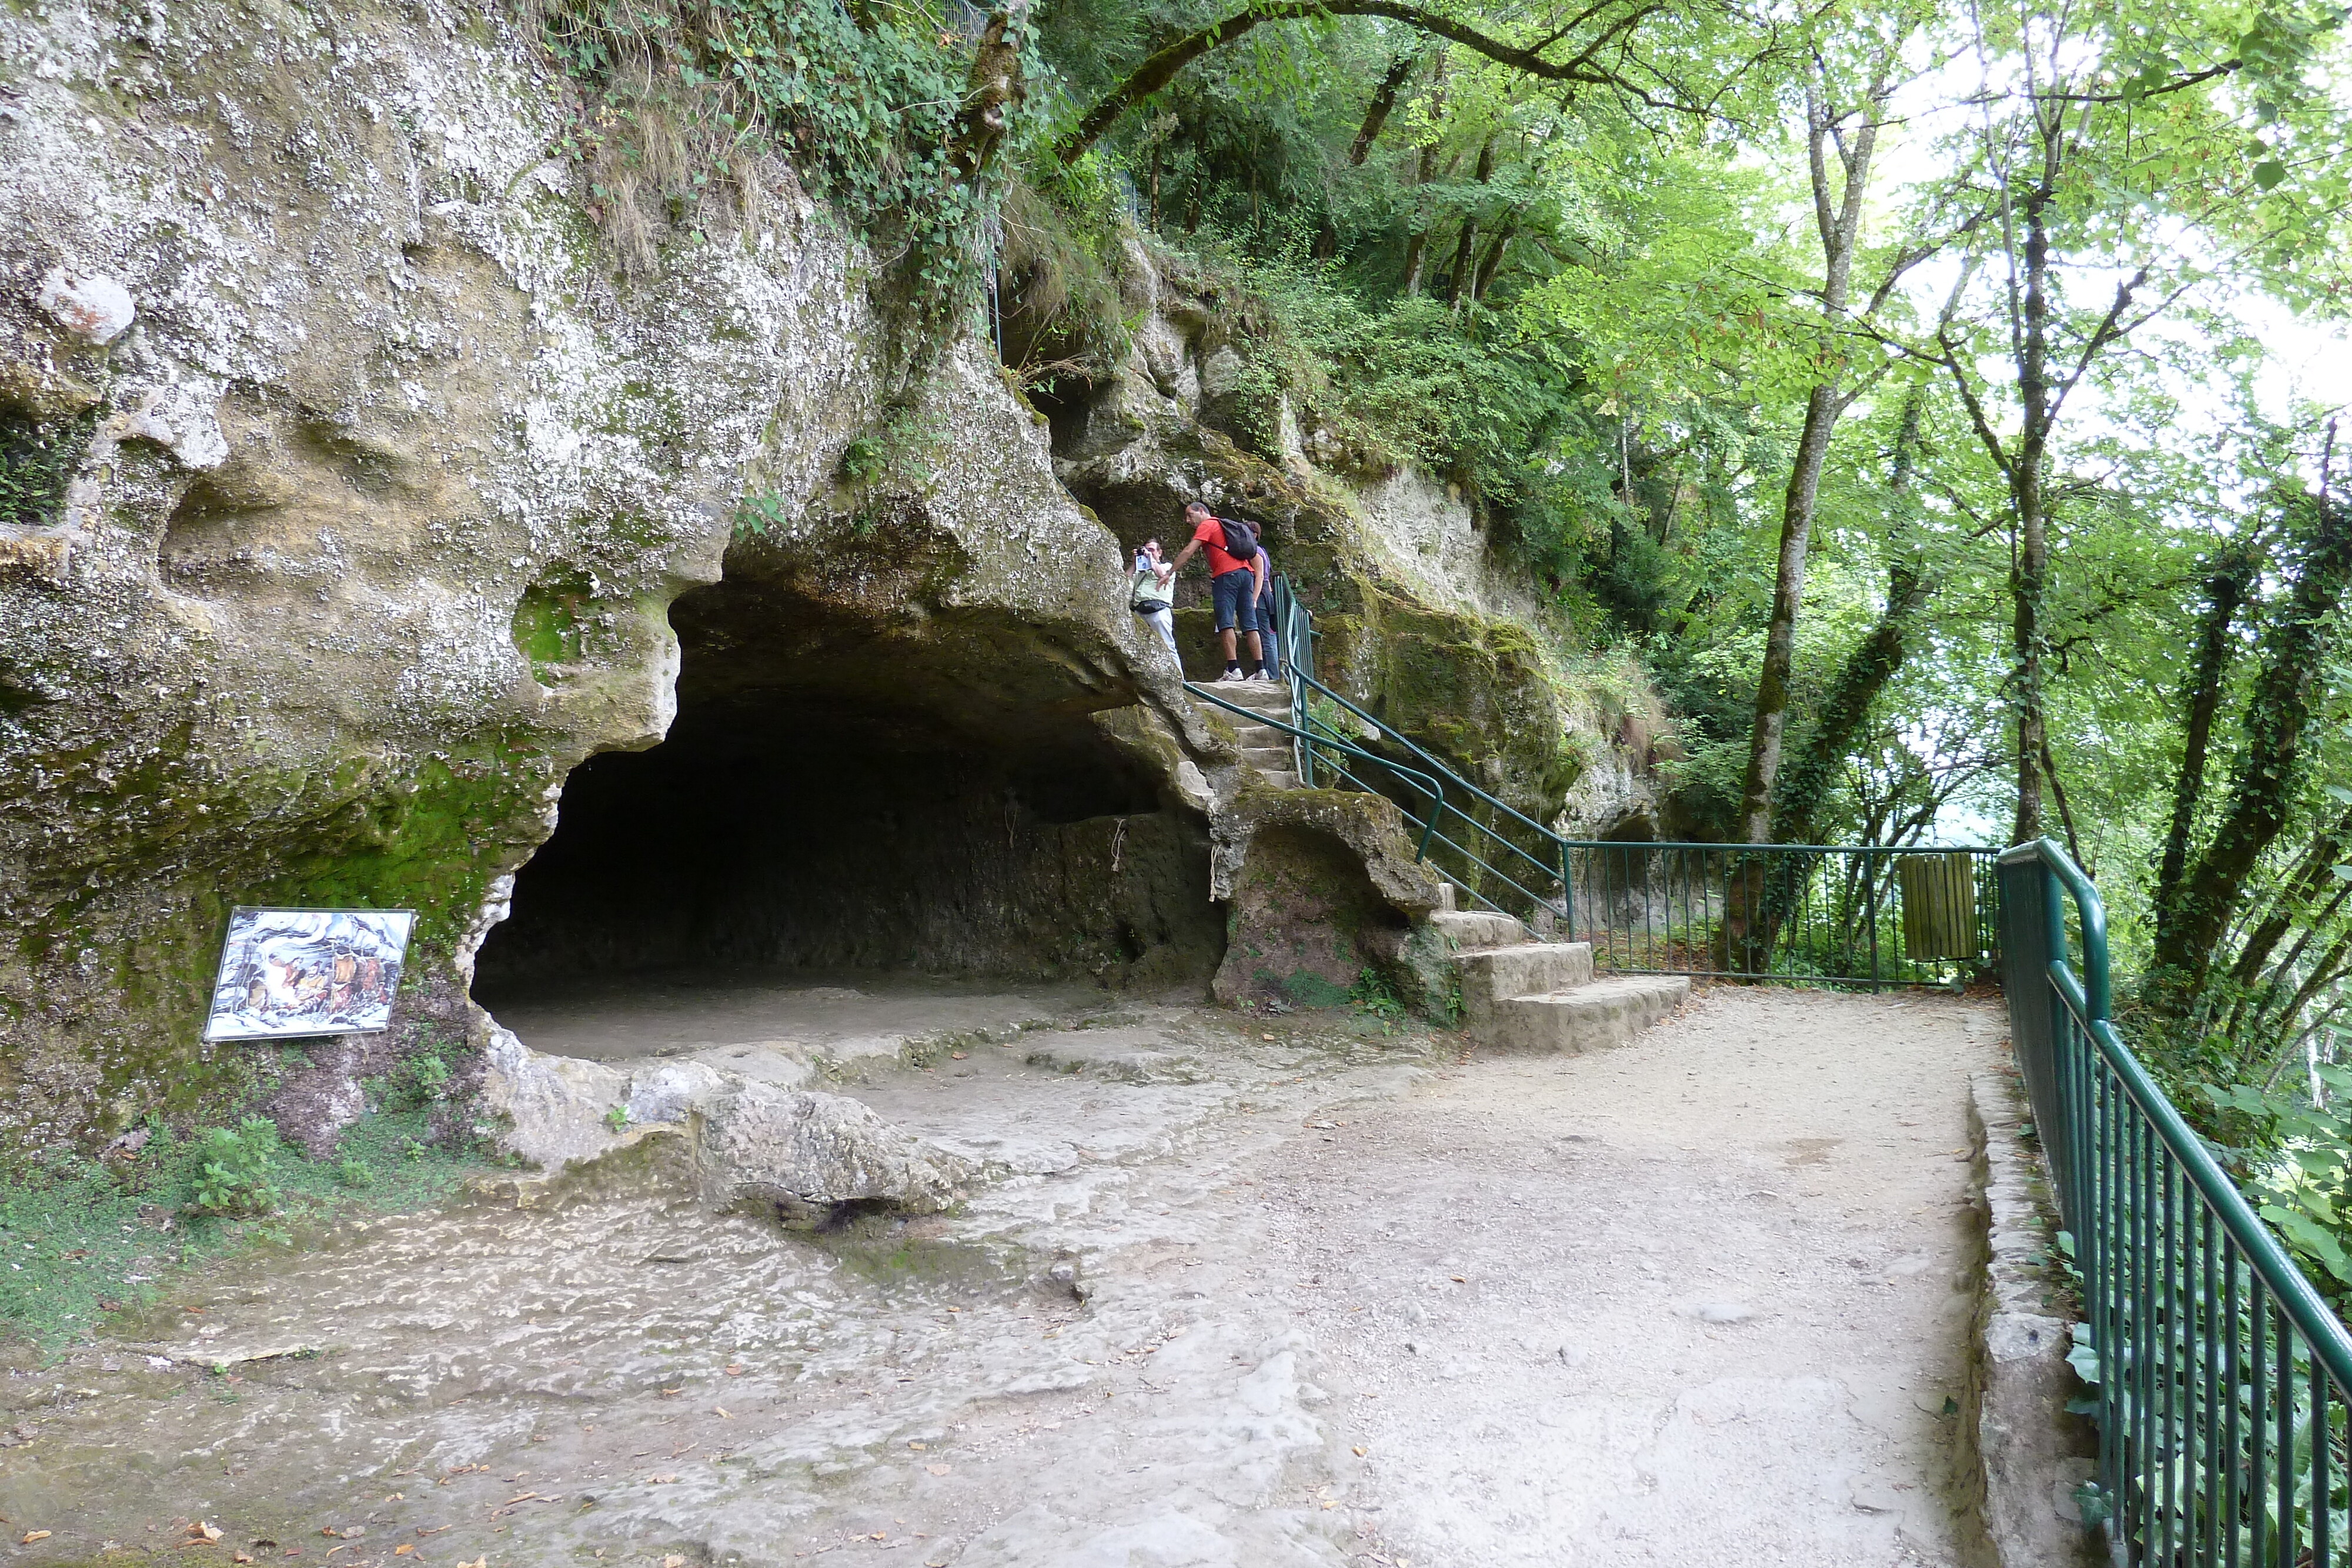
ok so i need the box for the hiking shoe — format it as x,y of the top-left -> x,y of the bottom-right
1215,668 -> 1247,683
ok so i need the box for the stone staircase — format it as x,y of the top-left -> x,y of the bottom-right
1188,678 -> 1301,789
1427,882 -> 1689,1054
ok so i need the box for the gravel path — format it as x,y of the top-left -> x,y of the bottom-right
2,987 -> 2002,1567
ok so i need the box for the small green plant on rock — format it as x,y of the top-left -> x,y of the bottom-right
336,1156 -> 376,1189
183,1118 -> 283,1219
393,1050 -> 453,1106
605,1104 -> 632,1134
1349,966 -> 1408,1031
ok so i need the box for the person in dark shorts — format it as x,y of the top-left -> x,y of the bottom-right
1164,500 -> 1267,682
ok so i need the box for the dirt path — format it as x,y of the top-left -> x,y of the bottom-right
3,987 -> 2001,1567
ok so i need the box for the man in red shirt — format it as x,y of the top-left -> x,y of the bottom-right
1164,501 -> 1267,682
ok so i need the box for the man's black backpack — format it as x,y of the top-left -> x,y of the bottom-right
1218,516 -> 1259,560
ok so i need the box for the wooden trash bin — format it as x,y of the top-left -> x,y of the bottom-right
1898,852 -> 1980,960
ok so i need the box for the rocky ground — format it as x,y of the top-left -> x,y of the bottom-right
2,986 -> 2002,1567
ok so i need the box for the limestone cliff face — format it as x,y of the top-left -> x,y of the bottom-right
1049,242 -> 1670,844
0,0 -> 1237,1157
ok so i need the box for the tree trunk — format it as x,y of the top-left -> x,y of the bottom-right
1732,72 -> 1882,847
1399,59 -> 1446,295
2225,809 -> 2352,994
1444,136 -> 1494,306
2151,491 -> 2352,1009
1470,216 -> 1518,300
1773,564 -> 1935,847
1349,54 -> 1416,165
1444,220 -> 1478,303
2153,542 -> 2260,917
1735,382 -> 1844,845
2009,175 -> 2056,847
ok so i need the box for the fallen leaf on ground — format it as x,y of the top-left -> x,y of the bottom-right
649,1475 -> 680,1485
950,1052 -> 968,1060
925,1465 -> 951,1476
415,1529 -> 450,1538
723,1365 -> 746,1376
663,1557 -> 686,1567
659,1387 -> 682,1397
393,1546 -> 415,1557
1449,1275 -> 1466,1283
21,1533 -> 51,1545
234,1554 -> 254,1563
714,1407 -> 731,1419
1351,1446 -> 1368,1457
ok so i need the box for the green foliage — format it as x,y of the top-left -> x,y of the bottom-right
0,409 -> 96,531
1348,964 -> 1406,1024
2203,1065 -> 2352,1295
998,165 -> 1132,389
0,1109 -> 492,1353
185,1117 -> 283,1219
375,1049 -> 455,1112
605,1103 -> 632,1133
541,0 -> 1029,322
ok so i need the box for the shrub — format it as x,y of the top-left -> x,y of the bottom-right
390,1051 -> 452,1108
183,1118 -> 283,1219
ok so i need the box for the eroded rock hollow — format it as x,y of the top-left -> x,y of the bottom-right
475,541 -> 1224,997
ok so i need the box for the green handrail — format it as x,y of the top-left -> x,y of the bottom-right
1183,680 -> 1448,862
2002,837 -> 2352,1563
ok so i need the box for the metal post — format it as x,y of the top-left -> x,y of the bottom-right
1865,851 -> 1882,992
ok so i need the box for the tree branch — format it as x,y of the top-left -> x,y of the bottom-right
1055,0 -> 1672,165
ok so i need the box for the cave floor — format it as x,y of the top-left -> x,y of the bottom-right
479,972 -> 1111,1072
6,989 -> 2003,1567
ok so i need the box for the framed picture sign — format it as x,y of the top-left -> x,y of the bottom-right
203,907 -> 417,1041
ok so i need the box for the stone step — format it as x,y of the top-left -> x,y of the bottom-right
1428,908 -> 1527,950
1455,941 -> 1594,1024
1241,745 -> 1294,771
1255,770 -> 1302,791
1484,976 -> 1690,1055
1194,680 -> 1292,713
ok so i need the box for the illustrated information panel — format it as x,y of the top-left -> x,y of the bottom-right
203,907 -> 417,1041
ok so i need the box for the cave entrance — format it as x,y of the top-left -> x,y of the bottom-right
470,556 -> 1224,1054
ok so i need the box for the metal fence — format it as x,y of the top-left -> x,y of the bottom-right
2003,838 -> 2352,1564
1260,576 -> 1999,989
1564,840 -> 2001,987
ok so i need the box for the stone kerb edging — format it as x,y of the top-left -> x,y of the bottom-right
1965,1068 -> 2103,1567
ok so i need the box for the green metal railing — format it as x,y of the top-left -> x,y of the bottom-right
1232,576 -> 1999,987
2003,838 -> 2352,1564
1185,680 -> 1448,862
